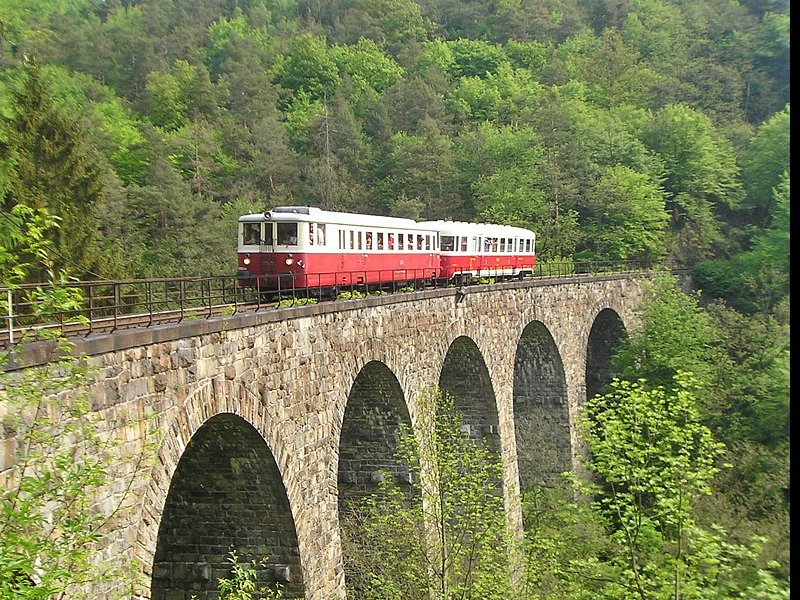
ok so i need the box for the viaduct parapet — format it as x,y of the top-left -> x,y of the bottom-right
2,274 -> 649,599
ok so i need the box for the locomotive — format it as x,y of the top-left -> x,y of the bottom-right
236,206 -> 536,291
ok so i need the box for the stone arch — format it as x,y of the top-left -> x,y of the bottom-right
337,360 -> 413,513
585,308 -> 627,401
336,360 -> 416,598
512,320 -> 570,491
438,336 -> 500,457
150,412 -> 304,599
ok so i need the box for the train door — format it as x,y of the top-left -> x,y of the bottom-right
260,222 -> 275,275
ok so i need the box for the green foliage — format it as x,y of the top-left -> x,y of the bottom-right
336,0 -> 429,55
520,484 -> 610,599
445,38 -> 510,79
0,210 -> 155,598
0,342 -> 133,599
276,296 -> 318,307
274,33 -> 340,101
341,389 -> 511,600
643,104 -> 742,263
331,37 -> 405,93
739,105 -> 790,225
0,63 -> 111,279
192,550 -> 283,600
0,204 -> 59,287
695,171 -> 789,314
572,374 -> 787,599
585,165 -> 669,262
385,117 -> 460,218
613,275 -> 716,390
607,273 -> 790,582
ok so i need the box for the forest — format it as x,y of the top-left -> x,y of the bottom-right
0,0 -> 790,598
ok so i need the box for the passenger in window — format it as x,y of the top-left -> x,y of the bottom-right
388,233 -> 395,250
245,231 -> 259,245
366,233 -> 373,249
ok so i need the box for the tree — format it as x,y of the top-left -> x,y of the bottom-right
584,165 -> 669,263
273,33 -> 340,101
341,389 -> 512,600
334,0 -> 429,57
0,63 -> 111,280
739,106 -> 790,228
613,275 -> 716,392
384,117 -> 461,219
572,374 -> 788,599
643,104 -> 742,264
0,215 -> 150,599
695,170 -> 789,315
563,28 -> 659,108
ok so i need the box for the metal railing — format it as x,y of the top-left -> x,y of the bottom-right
1,260 -> 656,346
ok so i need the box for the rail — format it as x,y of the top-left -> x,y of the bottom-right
1,260 -> 657,346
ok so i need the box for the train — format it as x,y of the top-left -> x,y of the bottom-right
236,206 -> 536,292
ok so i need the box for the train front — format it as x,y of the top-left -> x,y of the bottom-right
237,211 -> 309,291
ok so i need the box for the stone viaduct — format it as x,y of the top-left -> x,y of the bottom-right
4,273 -> 652,599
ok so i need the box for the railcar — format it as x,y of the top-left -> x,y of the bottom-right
237,206 -> 442,291
418,220 -> 536,282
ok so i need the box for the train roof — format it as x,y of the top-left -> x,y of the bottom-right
239,206 -> 440,231
417,220 -> 536,238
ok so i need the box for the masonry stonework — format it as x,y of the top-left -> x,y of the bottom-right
3,275 -> 647,600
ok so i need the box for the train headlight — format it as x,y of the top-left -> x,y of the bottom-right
243,254 -> 251,266
285,258 -> 293,266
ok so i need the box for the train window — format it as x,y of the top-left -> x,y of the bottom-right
460,237 -> 468,252
356,231 -> 361,249
472,237 -> 478,252
398,233 -> 404,250
309,223 -> 325,246
425,235 -> 431,250
388,233 -> 395,250
499,238 -> 506,252
377,232 -> 384,250
278,223 -> 298,245
243,223 -> 261,245
441,236 -> 455,251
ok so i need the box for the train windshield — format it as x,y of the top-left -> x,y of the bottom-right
441,235 -> 455,251
243,223 -> 260,245
277,222 -> 298,245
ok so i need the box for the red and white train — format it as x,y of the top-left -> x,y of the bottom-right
237,206 -> 536,291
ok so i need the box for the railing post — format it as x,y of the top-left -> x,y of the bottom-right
113,282 -> 120,331
87,283 -> 94,335
179,279 -> 185,321
6,288 -> 13,345
147,281 -> 153,326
